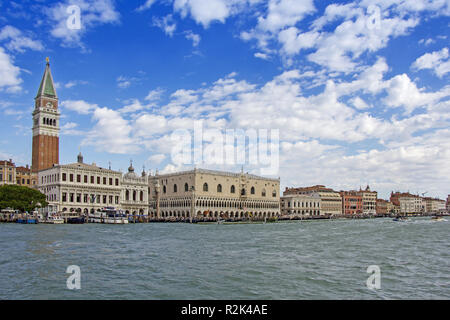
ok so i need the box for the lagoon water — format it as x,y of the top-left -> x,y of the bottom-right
0,217 -> 449,299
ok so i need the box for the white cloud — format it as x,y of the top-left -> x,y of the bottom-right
136,0 -> 156,12
418,38 -> 435,46
148,153 -> 166,164
257,0 -> 315,33
69,61 -> 450,198
185,30 -> 200,47
153,14 -> 177,37
350,97 -> 371,110
254,52 -> 270,60
82,107 -> 139,154
145,88 -> 165,101
61,122 -> 84,135
0,47 -> 22,92
383,73 -> 450,114
174,0 -> 230,27
412,47 -> 450,78
117,76 -> 133,89
61,100 -> 98,114
64,80 -> 88,88
173,0 -> 262,28
0,25 -> 44,53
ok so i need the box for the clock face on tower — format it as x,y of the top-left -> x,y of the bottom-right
46,102 -> 53,108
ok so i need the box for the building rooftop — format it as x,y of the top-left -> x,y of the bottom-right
152,168 -> 280,182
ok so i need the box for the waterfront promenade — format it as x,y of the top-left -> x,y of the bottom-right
1,211 -> 446,224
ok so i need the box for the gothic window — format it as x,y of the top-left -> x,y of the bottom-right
163,185 -> 166,194
140,191 -> 143,202
203,183 -> 208,192
126,190 -> 129,201
217,184 -> 222,193
251,186 -> 255,194
174,184 -> 178,193
133,191 -> 137,201
272,190 -> 277,197
185,183 -> 189,192
231,185 -> 235,193
262,189 -> 266,197
241,188 -> 246,196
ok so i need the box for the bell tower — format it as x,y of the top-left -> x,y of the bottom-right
32,57 -> 60,173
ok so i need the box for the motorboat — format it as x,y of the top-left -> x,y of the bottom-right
45,215 -> 64,224
89,207 -> 128,224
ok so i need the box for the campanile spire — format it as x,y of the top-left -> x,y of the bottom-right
32,58 -> 60,173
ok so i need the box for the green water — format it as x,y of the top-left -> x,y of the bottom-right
0,217 -> 449,299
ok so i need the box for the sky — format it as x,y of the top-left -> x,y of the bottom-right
0,0 -> 449,200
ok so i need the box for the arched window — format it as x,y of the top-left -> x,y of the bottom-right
174,184 -> 178,193
185,183 -> 189,192
203,183 -> 208,192
262,189 -> 266,197
241,188 -> 246,196
231,185 -> 235,193
140,191 -> 143,202
43,118 -> 46,124
133,190 -> 137,201
163,185 -> 166,194
53,119 -> 56,126
272,190 -> 277,197
251,186 -> 255,194
125,190 -> 129,201
217,184 -> 222,193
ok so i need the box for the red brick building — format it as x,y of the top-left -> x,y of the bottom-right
340,191 -> 363,215
376,199 -> 388,215
32,58 -> 60,173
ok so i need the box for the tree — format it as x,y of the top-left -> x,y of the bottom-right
0,185 -> 48,213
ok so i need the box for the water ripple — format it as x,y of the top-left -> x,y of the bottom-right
0,217 -> 449,299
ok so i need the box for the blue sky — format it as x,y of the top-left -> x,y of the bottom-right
0,0 -> 449,199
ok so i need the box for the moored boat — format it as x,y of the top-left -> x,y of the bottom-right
89,207 -> 128,224
45,215 -> 64,224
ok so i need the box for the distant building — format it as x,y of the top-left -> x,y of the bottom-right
423,197 -> 446,213
281,193 -> 322,217
447,195 -> 450,212
16,165 -> 38,188
148,169 -> 280,220
284,185 -> 342,215
121,162 -> 149,216
357,185 -> 377,215
390,192 -> 424,214
38,153 -> 123,214
386,201 -> 400,215
340,191 -> 363,215
0,159 -> 16,185
376,199 -> 388,215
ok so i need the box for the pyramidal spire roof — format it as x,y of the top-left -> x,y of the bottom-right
36,57 -> 57,99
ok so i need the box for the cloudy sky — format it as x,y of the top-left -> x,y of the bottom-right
0,0 -> 449,199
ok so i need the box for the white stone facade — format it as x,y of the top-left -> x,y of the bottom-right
148,168 -> 280,220
280,193 -> 322,216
